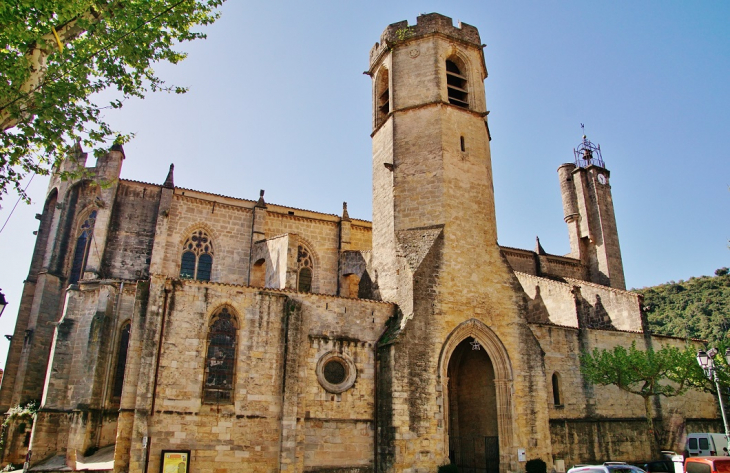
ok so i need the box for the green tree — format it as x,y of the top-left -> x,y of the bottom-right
580,342 -> 697,455
0,0 -> 225,201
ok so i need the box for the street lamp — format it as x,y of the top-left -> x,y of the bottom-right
0,289 -> 7,318
697,348 -> 730,443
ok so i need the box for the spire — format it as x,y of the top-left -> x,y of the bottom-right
256,189 -> 267,208
342,201 -> 350,221
163,164 -> 175,188
535,236 -> 546,255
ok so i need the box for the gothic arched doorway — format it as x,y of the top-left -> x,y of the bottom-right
447,337 -> 499,473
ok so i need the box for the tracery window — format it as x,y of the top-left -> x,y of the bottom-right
446,59 -> 468,108
180,230 -> 214,281
203,307 -> 237,403
297,245 -> 313,293
112,322 -> 131,399
69,211 -> 97,284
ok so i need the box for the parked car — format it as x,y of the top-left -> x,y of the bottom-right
684,456 -> 730,473
568,462 -> 648,473
631,460 -> 675,473
686,433 -> 730,457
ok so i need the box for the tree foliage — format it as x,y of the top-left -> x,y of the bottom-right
636,269 -> 730,345
0,0 -> 225,201
580,342 -> 697,453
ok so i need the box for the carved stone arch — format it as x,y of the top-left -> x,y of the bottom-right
206,303 -> 240,328
438,318 -> 512,382
438,318 -> 515,473
295,236 -> 320,293
177,221 -> 219,249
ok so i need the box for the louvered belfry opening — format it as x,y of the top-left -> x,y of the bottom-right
446,59 -> 468,108
376,67 -> 390,127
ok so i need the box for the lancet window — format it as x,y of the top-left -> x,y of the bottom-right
112,322 -> 131,399
375,66 -> 390,127
179,229 -> 214,281
69,210 -> 97,284
446,59 -> 468,108
203,307 -> 237,403
297,245 -> 314,293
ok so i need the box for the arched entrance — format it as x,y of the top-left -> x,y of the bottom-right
447,337 -> 499,473
439,319 -> 514,473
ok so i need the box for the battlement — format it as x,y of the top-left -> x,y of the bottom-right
369,13 -> 482,65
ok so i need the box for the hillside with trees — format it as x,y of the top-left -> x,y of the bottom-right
635,268 -> 730,345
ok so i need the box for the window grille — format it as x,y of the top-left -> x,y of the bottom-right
203,307 -> 237,403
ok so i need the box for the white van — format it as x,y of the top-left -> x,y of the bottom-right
685,433 -> 730,457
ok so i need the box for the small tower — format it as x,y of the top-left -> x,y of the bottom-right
558,132 -> 625,289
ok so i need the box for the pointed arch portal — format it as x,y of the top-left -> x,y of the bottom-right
439,319 -> 514,473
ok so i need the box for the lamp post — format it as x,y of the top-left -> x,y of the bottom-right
0,289 -> 7,318
697,348 -> 730,444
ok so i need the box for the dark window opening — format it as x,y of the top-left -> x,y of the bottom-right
69,211 -> 97,284
203,308 -> 237,404
446,60 -> 468,108
323,359 -> 347,385
375,67 -> 390,127
299,267 -> 312,293
180,252 -> 196,279
460,136 -> 466,152
197,254 -> 212,281
112,323 -> 131,399
552,372 -> 562,406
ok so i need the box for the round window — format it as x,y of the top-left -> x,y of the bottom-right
323,359 -> 347,385
316,352 -> 357,393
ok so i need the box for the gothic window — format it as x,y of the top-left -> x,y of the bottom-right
69,211 -> 97,284
446,59 -> 468,108
179,230 -> 214,281
112,322 -> 131,399
203,307 -> 237,403
297,245 -> 313,293
375,66 -> 390,128
552,372 -> 562,406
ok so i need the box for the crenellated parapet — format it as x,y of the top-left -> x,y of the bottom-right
369,13 -> 482,67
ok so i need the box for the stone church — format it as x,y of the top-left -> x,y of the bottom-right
0,13 -> 719,473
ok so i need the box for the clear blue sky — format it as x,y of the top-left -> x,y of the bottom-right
0,1 -> 728,368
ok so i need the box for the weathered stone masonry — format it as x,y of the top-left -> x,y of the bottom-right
0,12 -> 721,473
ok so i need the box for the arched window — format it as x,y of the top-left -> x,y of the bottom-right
552,372 -> 562,406
375,66 -> 390,128
112,322 -> 131,399
446,59 -> 468,108
179,229 -> 214,281
297,245 -> 314,293
203,307 -> 237,403
69,210 -> 97,284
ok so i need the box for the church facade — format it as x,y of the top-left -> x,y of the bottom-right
0,13 -> 719,473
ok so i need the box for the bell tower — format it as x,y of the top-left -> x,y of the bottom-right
368,13 -> 495,304
368,14 -> 552,473
558,133 -> 626,289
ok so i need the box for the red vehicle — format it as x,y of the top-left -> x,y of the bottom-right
685,457 -> 730,473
